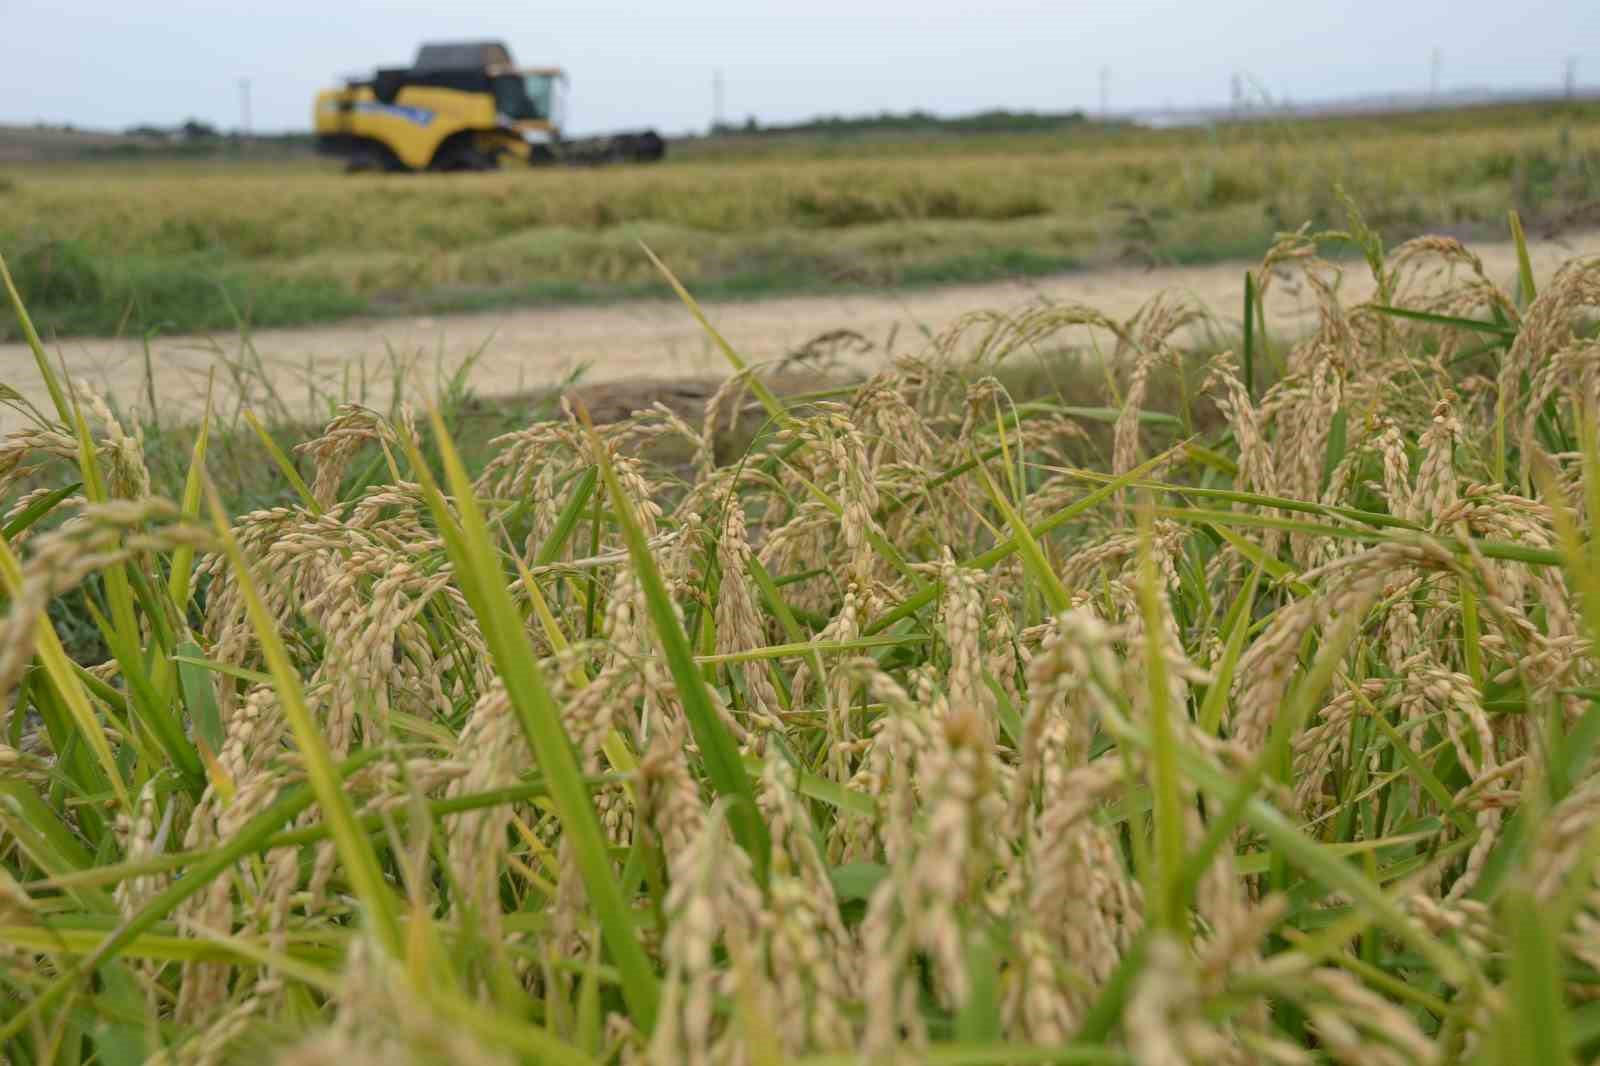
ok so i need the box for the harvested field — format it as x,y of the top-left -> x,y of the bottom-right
4,98 -> 1597,340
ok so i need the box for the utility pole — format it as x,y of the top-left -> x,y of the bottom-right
712,69 -> 725,133
1429,48 -> 1440,103
1099,66 -> 1110,119
1566,57 -> 1579,100
238,77 -> 252,137
1230,73 -> 1244,115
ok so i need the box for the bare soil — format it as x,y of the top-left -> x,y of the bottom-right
5,233 -> 1597,433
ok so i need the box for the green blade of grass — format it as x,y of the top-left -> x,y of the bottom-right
401,402 -> 660,1032
0,251 -> 72,424
1028,406 -> 1182,427
30,774 -> 605,894
1213,758 -> 1467,982
747,555 -> 811,646
1197,563 -> 1261,735
0,779 -> 118,914
741,755 -> 876,817
638,242 -> 790,428
576,403 -> 771,887
866,446 -> 1182,635
1362,699 -> 1479,838
1368,305 -> 1518,338
533,466 -> 599,566
1501,888 -> 1573,1066
694,633 -> 929,665
174,641 -> 225,756
0,749 -> 384,1045
1046,467 -> 1425,532
747,552 -> 813,708
1,483 -> 80,541
1085,659 -> 1473,988
1073,927 -> 1150,1045
427,983 -> 602,1066
0,536 -> 131,814
1157,505 -> 1563,567
794,1044 -> 1132,1065
94,601 -> 202,784
1320,407 -> 1348,496
1242,271 -> 1256,403
168,654 -> 272,688
242,409 -> 320,514
1509,209 -> 1537,305
58,382 -> 200,784
1136,505 -> 1185,936
168,372 -> 214,612
972,451 -> 1069,613
955,933 -> 1003,1044
779,459 -> 923,584
204,478 -> 402,951
4,924 -> 342,989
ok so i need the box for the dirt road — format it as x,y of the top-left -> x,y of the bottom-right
5,233 -> 1597,432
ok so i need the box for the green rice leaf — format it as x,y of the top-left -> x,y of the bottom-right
577,403 -> 770,887
402,403 -> 661,1031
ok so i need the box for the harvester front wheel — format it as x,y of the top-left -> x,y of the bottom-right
431,138 -> 498,172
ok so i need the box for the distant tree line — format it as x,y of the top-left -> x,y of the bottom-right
119,119 -> 217,141
709,108 -> 1098,138
94,120 -> 314,158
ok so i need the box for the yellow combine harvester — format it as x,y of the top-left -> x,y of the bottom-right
313,40 -> 665,172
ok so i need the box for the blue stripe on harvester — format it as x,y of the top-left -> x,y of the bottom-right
353,102 -> 435,126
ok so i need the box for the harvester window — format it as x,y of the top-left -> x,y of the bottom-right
493,74 -> 557,121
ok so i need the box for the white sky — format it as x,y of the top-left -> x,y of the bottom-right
3,1 -> 1596,136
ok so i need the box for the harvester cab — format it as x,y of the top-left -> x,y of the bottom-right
315,40 -> 664,172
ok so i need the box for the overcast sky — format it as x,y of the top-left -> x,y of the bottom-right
3,1 -> 1595,136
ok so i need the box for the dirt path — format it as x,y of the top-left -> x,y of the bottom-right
5,233 -> 1598,432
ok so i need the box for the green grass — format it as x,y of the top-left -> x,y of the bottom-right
3,239 -> 367,337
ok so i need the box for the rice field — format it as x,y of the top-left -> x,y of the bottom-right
3,99 -> 1598,340
3,210 -> 1600,1064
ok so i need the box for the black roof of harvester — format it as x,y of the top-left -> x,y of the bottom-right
411,41 -> 514,72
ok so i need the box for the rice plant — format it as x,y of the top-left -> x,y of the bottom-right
2,214 -> 1600,1065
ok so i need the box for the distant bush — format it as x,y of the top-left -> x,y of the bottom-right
180,118 -> 220,141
